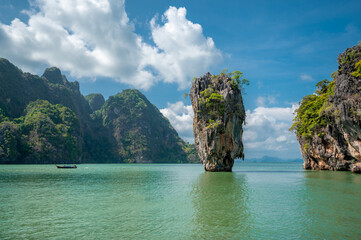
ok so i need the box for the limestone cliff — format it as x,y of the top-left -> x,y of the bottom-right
0,59 -> 113,163
97,89 -> 197,163
190,72 -> 246,171
0,58 -> 198,164
291,43 -> 361,173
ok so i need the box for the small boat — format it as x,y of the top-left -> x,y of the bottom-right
56,165 -> 77,169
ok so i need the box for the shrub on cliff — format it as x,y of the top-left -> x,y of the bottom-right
0,100 -> 81,163
190,71 -> 246,171
197,70 -> 248,130
351,60 -> 361,77
0,58 -> 199,164
291,42 -> 361,172
290,79 -> 335,139
98,89 -> 194,163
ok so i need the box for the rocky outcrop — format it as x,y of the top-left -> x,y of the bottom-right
97,89 -> 199,163
292,43 -> 361,172
85,93 -> 105,112
42,67 -> 68,85
0,59 -> 113,163
0,58 -> 199,164
190,72 -> 245,171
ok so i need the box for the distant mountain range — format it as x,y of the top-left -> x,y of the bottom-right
238,156 -> 303,163
0,58 -> 199,164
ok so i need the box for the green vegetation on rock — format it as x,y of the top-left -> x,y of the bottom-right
85,93 -> 105,112
291,42 -> 361,172
190,71 -> 246,171
0,100 -> 81,163
351,60 -> 361,77
0,108 -> 9,122
99,89 -> 196,163
290,79 -> 335,139
198,87 -> 225,125
197,70 -> 248,130
291,42 -> 361,142
182,142 -> 199,163
0,59 -> 199,164
220,69 -> 250,90
340,48 -> 361,65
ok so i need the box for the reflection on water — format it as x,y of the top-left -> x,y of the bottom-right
190,172 -> 252,239
1,163 -> 360,239
0,165 -> 189,239
304,169 -> 361,184
301,170 -> 361,239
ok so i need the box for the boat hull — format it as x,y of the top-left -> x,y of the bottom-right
56,165 -> 77,169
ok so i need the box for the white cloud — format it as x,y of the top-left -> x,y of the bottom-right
0,1 -> 221,90
256,95 -> 278,107
267,95 -> 277,105
160,100 -> 302,159
243,105 -> 301,159
300,73 -> 314,81
149,7 -> 222,89
256,96 -> 266,106
160,101 -> 194,143
276,135 -> 287,142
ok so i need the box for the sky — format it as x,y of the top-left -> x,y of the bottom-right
0,0 -> 360,159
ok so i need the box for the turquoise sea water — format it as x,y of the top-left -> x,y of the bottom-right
0,163 -> 360,239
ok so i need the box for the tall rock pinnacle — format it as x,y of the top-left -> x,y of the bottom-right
190,72 -> 246,172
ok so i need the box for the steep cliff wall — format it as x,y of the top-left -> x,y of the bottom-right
291,43 -> 361,173
190,72 -> 246,171
96,89 -> 197,163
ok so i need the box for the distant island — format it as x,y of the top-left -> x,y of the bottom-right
238,156 -> 303,163
0,59 -> 199,164
291,43 -> 361,173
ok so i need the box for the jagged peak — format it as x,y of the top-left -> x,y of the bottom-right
0,58 -> 12,65
0,58 -> 22,74
110,89 -> 148,102
42,67 -> 67,85
120,89 -> 143,96
85,93 -> 105,112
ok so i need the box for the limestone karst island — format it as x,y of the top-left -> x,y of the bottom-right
291,43 -> 361,173
0,0 -> 360,239
190,72 -> 246,172
0,60 -> 198,164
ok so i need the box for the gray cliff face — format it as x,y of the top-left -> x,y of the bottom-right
190,72 -> 245,172
296,44 -> 361,173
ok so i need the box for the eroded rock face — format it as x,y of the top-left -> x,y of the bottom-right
294,44 -> 361,172
190,72 -> 245,172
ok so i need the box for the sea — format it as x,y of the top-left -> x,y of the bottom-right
0,162 -> 360,239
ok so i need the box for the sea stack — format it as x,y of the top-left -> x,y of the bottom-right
190,72 -> 245,171
291,43 -> 361,173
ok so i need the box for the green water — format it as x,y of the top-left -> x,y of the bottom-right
0,163 -> 360,239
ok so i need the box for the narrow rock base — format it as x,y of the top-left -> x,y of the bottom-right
204,159 -> 234,172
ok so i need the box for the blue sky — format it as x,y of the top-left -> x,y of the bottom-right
0,0 -> 360,159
